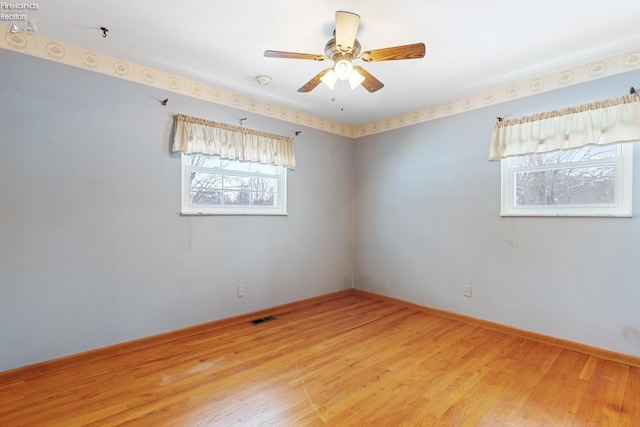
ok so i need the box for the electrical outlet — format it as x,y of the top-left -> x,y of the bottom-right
464,285 -> 472,297
237,285 -> 244,298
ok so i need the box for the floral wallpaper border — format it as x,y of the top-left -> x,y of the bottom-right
2,25 -> 639,138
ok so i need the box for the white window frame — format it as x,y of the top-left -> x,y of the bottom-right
181,154 -> 288,216
501,144 -> 633,217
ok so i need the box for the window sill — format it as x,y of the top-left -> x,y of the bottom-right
180,211 -> 289,216
500,213 -> 633,218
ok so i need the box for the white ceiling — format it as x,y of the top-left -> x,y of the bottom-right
15,0 -> 640,126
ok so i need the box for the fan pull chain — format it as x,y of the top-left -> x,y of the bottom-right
330,84 -> 345,112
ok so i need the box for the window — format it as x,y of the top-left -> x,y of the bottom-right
181,154 -> 287,215
501,144 -> 633,216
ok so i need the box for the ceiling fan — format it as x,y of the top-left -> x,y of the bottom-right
264,11 -> 426,93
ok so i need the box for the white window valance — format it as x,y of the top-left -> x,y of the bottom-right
489,93 -> 640,160
172,114 -> 296,169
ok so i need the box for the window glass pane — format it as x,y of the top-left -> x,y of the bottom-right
190,171 -> 222,204
182,154 -> 286,215
191,189 -> 222,205
252,177 -> 276,192
221,159 -> 251,172
513,145 -> 617,167
252,192 -> 276,206
223,190 -> 251,205
250,163 -> 279,175
224,175 -> 251,190
515,165 -> 616,206
185,155 -> 221,168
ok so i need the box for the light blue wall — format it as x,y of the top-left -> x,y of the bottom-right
354,69 -> 640,357
0,49 -> 354,371
3,47 -> 640,373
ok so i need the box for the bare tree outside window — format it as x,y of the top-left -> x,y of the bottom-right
501,144 -> 632,216
190,171 -> 222,205
181,154 -> 286,215
251,177 -> 276,206
513,145 -> 617,206
187,156 -> 223,205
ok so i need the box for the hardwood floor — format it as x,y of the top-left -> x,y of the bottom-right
1,291 -> 639,426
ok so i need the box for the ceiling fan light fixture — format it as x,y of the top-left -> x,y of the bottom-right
348,68 -> 365,90
334,58 -> 353,80
320,69 -> 338,90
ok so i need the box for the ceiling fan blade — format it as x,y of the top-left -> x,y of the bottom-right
264,50 -> 327,61
298,68 -> 333,92
360,43 -> 426,62
353,66 -> 384,93
335,11 -> 360,53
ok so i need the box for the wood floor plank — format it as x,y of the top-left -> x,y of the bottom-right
1,291 -> 638,426
573,358 -> 630,426
471,340 -> 562,425
516,349 -> 590,424
620,364 -> 640,425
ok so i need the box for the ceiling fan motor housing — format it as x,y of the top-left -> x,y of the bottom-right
325,38 -> 361,60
